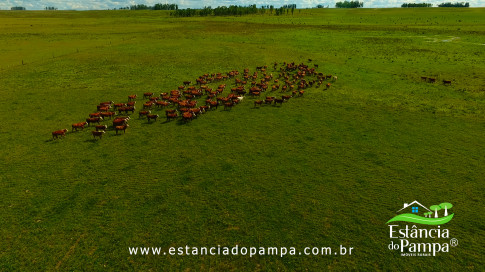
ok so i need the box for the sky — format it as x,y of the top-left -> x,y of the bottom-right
1,0 -> 484,10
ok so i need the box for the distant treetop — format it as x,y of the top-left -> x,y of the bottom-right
335,1 -> 364,8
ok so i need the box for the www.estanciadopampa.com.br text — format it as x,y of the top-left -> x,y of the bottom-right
129,245 -> 354,257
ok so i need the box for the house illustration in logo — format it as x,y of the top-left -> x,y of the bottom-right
387,200 -> 454,225
397,200 -> 431,216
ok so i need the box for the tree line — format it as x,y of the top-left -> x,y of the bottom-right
117,3 -> 179,10
335,1 -> 364,8
171,4 -> 297,17
401,2 -> 469,7
438,2 -> 469,7
401,3 -> 433,7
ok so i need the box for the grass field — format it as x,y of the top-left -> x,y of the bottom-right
1,8 -> 484,270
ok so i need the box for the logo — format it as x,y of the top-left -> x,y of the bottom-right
387,201 -> 454,225
386,201 -> 457,257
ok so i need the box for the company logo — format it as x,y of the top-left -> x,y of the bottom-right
386,201 -> 454,225
386,201 -> 457,257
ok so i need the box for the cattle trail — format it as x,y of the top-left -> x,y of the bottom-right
56,233 -> 85,270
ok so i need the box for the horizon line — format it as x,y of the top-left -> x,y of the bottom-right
2,6 -> 485,11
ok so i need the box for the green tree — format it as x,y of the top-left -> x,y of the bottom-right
336,1 -> 364,8
430,205 -> 442,218
439,202 -> 453,217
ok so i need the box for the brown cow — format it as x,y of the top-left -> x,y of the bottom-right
209,101 -> 219,110
156,101 -> 170,108
254,100 -> 263,107
115,124 -> 129,134
166,112 -> 178,121
143,102 -> 154,109
147,114 -> 159,122
128,94 -> 137,101
97,105 -> 110,112
113,117 -> 129,127
182,112 -> 194,122
100,101 -> 114,106
89,112 -> 101,118
143,92 -> 154,99
100,111 -> 116,119
224,102 -> 234,110
179,107 -> 190,113
86,117 -> 103,126
113,103 -> 126,109
191,90 -> 203,97
72,122 -> 88,131
95,125 -> 108,131
189,108 -> 201,116
114,116 -> 130,121
165,109 -> 176,115
443,80 -> 452,85
139,110 -> 151,118
52,129 -> 68,139
113,119 -> 127,127
118,106 -> 136,114
188,101 -> 198,108
274,98 -> 284,106
282,95 -> 292,101
199,106 -> 209,113
92,130 -> 105,139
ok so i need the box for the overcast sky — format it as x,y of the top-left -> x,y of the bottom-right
1,0 -> 484,10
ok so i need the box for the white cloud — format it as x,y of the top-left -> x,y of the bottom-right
0,0 -> 483,10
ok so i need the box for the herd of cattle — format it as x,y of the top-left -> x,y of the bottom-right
51,61 -> 336,140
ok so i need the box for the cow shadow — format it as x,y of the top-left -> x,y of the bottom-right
141,121 -> 157,125
162,118 -> 180,124
176,119 -> 191,126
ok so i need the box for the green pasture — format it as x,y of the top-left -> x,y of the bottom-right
1,8 -> 484,270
